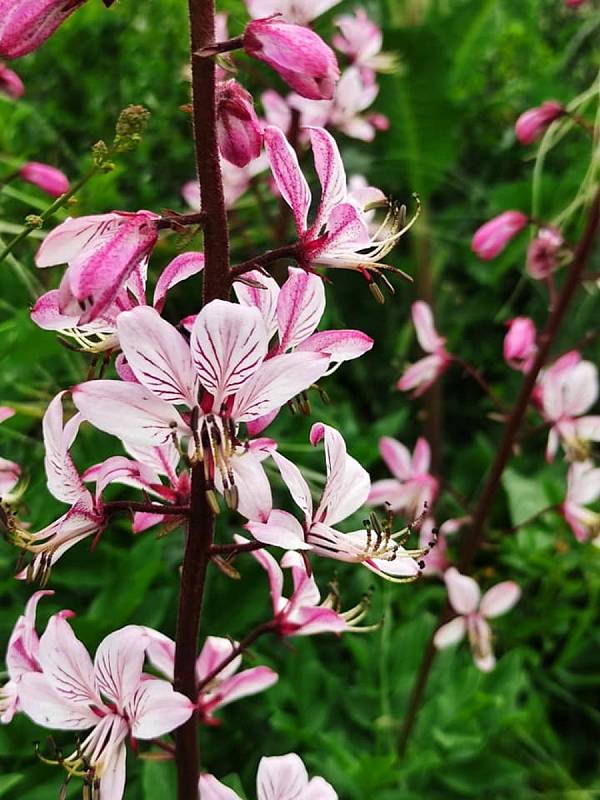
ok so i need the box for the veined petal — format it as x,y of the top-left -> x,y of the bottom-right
412,301 -> 445,353
306,776 -> 338,800
128,679 -> 194,739
35,214 -> 122,268
379,436 -> 412,481
480,582 -> 521,619
264,125 -> 311,235
6,590 -> 54,679
244,535 -> 284,615
98,741 -> 127,800
144,629 -> 175,680
256,753 -> 309,800
94,626 -> 148,710
313,424 -> 370,526
118,307 -> 197,406
246,509 -> 310,550
18,672 -> 97,730
190,300 -> 268,408
433,616 -> 467,649
271,450 -> 313,521
306,127 -> 347,235
233,269 -> 280,340
152,252 -> 205,314
205,667 -> 278,713
276,268 -> 325,352
296,329 -> 373,366
43,392 -> 85,504
444,567 -> 480,615
196,637 -> 241,684
226,450 -> 273,523
319,202 -> 371,255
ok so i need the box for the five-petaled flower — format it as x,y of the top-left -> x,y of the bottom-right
397,301 -> 451,396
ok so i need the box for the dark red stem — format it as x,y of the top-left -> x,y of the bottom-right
103,501 -> 190,515
230,243 -> 300,279
196,621 -> 276,692
209,540 -> 265,556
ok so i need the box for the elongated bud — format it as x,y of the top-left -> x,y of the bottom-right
504,317 -> 537,372
471,210 -> 528,260
515,100 -> 564,145
0,62 -> 24,97
243,17 -> 340,100
19,162 -> 69,197
0,0 -> 87,59
216,80 -> 263,167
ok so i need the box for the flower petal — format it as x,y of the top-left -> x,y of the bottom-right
128,679 -> 194,739
42,391 -> 85,504
257,753 -> 309,800
94,626 -> 148,709
233,269 -> 280,340
411,302 -> 445,353
306,127 -> 347,235
264,125 -> 311,235
296,329 -> 373,366
18,672 -> 97,730
199,775 -> 242,800
271,450 -> 313,521
246,509 -> 310,550
444,567 -> 480,615
276,267 -> 325,352
433,616 -> 467,649
203,666 -> 278,713
480,582 -> 521,619
152,252 -> 205,313
379,436 -> 412,481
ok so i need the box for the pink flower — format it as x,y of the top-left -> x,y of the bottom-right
144,630 -> 278,725
249,423 -> 424,580
0,62 -> 24,97
246,0 -> 341,25
566,0 -> 585,6
515,101 -> 565,145
434,568 -> 521,671
265,124 -> 410,276
72,301 -> 329,523
35,210 -> 159,325
200,752 -> 337,799
397,302 -> 451,396
526,226 -> 564,279
503,317 -> 537,372
18,162 -> 69,197
216,80 -> 263,167
471,211 -> 528,260
327,67 -> 381,142
369,436 -> 439,518
333,9 -> 396,81
261,89 -> 331,141
243,18 -> 340,101
538,352 -> 600,461
0,406 -> 20,497
418,517 -> 468,577
0,0 -> 86,59
561,461 -> 600,542
18,617 -> 193,800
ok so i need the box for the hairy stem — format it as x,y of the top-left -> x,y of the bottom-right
230,243 -> 300,280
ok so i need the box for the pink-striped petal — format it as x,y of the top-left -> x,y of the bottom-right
296,329 -> 373,365
18,672 -> 97,730
196,637 -> 240,684
233,269 -> 280,340
205,667 -> 278,713
152,252 -> 205,313
42,392 -> 85,504
264,125 -> 311,235
411,301 -> 445,353
256,753 -> 309,799
128,679 -> 194,739
271,450 -> 313,521
94,626 -> 148,709
276,267 -> 325,352
306,126 -> 347,235
246,509 -> 310,550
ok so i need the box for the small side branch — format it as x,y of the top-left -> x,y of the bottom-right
230,243 -> 301,279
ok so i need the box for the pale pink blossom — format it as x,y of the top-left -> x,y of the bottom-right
418,517 -> 469,576
503,317 -> 537,372
144,630 -> 277,725
537,352 -> 600,461
249,423 -> 424,580
245,0 -> 341,25
434,568 -> 521,671
327,67 -> 383,142
471,211 -> 528,260
369,436 -> 439,518
526,227 -> 564,279
243,18 -> 340,101
397,301 -> 451,396
0,0 -> 86,59
182,154 -> 269,211
0,62 -> 24,97
216,80 -> 263,167
0,406 -> 20,497
35,211 -> 159,325
333,9 -> 396,81
561,460 -> 600,542
515,101 -> 564,144
261,89 -> 330,142
18,162 -> 69,197
18,617 -> 193,800
200,752 -> 337,799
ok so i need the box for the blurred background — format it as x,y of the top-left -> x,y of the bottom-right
1,0 -> 599,797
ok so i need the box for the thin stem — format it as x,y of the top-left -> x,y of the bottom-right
209,540 -> 265,557
194,34 -> 244,57
156,211 -> 207,230
103,501 -> 190,516
196,621 -> 275,692
452,355 -> 508,416
397,189 -> 600,756
230,243 -> 300,279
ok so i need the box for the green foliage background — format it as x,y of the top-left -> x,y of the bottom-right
1,0 -> 599,797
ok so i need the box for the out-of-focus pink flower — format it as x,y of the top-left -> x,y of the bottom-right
245,0 -> 341,25
0,0 -> 86,59
561,460 -> 600,542
261,89 -> 331,142
0,407 -> 20,497
216,80 -> 263,167
19,162 -> 69,197
538,352 -> 600,461
515,101 -> 564,145
243,18 -> 340,101
369,436 -> 439,519
18,619 -> 193,800
526,226 -> 564,279
418,517 -> 469,577
182,154 -> 269,211
397,302 -> 451,396
327,67 -> 382,142
35,211 -> 159,325
0,62 -> 24,97
434,568 -> 521,671
471,211 -> 528,260
504,317 -> 537,373
333,9 -> 396,82
200,752 -> 338,799
565,0 -> 586,9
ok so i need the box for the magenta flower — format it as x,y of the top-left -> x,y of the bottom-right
503,316 -> 537,373
0,62 -> 24,97
246,0 -> 341,25
526,226 -> 563,279
200,752 -> 337,799
35,210 -> 159,325
397,301 -> 451,396
216,80 -> 263,167
561,461 -> 600,543
471,211 -> 528,260
434,568 -> 521,672
515,101 -> 564,145
18,617 -> 193,799
0,0 -> 86,59
243,18 -> 340,101
19,162 -> 69,197
369,436 -> 439,518
0,406 -> 20,497
333,9 -> 396,81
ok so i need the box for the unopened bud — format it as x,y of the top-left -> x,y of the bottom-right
216,80 -> 263,167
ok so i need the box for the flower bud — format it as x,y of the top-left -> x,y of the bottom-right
216,80 -> 263,167
526,226 -> 563,279
504,317 -> 537,372
0,62 -> 24,97
471,211 -> 528,260
0,0 -> 86,59
515,101 -> 564,145
19,162 -> 69,197
243,17 -> 340,100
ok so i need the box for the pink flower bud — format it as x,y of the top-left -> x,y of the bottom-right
0,62 -> 24,97
243,17 -> 340,100
0,0 -> 86,59
216,80 -> 263,167
471,211 -> 528,260
504,317 -> 537,372
19,162 -> 69,197
515,101 -> 564,145
565,0 -> 585,7
526,226 -> 563,279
